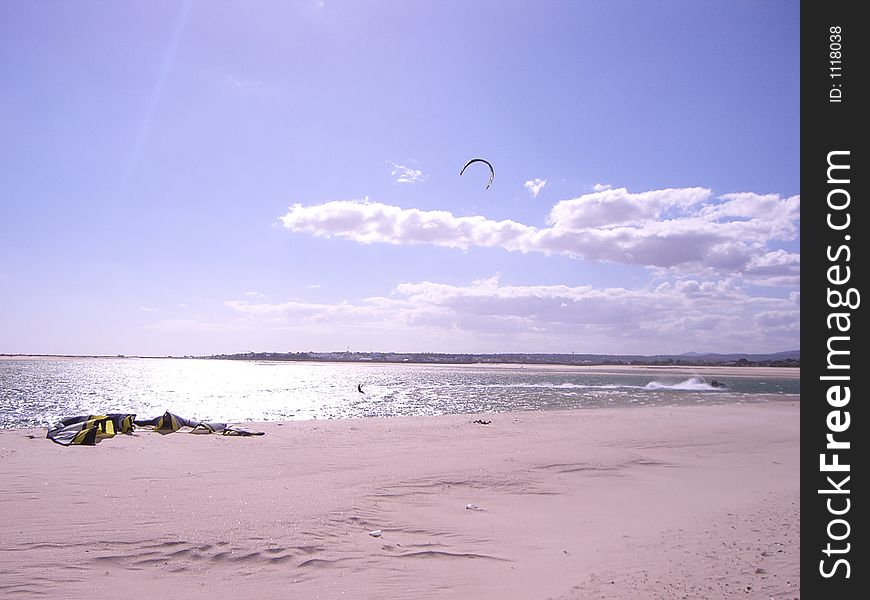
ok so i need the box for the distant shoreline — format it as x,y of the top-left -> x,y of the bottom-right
1,350 -> 800,370
0,352 -> 800,377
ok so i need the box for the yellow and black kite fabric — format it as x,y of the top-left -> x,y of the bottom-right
46,411 -> 265,446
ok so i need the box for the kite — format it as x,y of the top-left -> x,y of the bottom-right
46,411 -> 265,446
459,158 -> 494,189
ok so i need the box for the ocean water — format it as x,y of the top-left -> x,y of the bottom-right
0,357 -> 800,430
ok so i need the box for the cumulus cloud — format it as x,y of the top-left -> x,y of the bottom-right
388,162 -> 428,184
280,199 -> 530,249
743,250 -> 801,286
524,178 -> 547,197
222,276 -> 799,354
545,187 -> 709,228
279,187 -> 800,283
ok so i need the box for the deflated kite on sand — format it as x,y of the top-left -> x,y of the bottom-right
46,411 -> 265,446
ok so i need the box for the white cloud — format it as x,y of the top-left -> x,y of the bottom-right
221,276 -> 799,354
524,178 -> 547,197
280,199 -> 529,249
225,298 -> 384,323
280,187 -> 800,283
743,250 -> 801,286
139,306 -> 158,312
388,162 -> 428,184
592,183 -> 613,192
545,187 -> 709,228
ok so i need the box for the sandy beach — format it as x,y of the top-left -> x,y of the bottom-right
0,400 -> 799,599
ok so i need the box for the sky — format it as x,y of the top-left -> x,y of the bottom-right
0,0 -> 800,357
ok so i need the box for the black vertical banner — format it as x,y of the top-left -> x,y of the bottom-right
802,1 -> 865,597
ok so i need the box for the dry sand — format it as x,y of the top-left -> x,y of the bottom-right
0,400 -> 799,599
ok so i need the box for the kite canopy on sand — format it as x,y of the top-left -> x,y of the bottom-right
46,411 -> 265,446
460,158 -> 494,189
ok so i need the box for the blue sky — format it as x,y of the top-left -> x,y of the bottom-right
0,0 -> 799,356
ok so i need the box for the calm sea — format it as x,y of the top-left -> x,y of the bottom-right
0,357 -> 800,430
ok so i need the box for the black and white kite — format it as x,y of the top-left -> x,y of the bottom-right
459,158 -> 495,189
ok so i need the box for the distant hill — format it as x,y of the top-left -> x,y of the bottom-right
678,350 -> 801,362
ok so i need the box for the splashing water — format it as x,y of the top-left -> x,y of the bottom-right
644,377 -> 727,391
